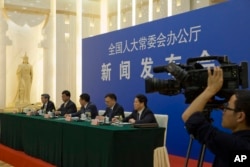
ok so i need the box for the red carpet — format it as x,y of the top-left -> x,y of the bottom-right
0,144 -> 55,167
169,155 -> 212,167
0,144 -> 212,167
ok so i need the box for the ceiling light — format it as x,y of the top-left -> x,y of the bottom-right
109,17 -> 112,27
123,15 -> 126,23
176,0 -> 181,7
90,22 -> 94,27
109,21 -> 112,27
89,18 -> 95,27
65,15 -> 70,24
122,12 -> 126,23
156,6 -> 160,13
138,10 -> 142,18
156,0 -> 160,13
65,33 -> 70,42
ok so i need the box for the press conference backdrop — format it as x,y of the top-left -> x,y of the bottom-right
82,0 -> 250,162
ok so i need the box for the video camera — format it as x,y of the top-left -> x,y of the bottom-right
145,56 -> 248,104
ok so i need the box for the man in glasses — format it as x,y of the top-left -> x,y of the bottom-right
182,67 -> 250,167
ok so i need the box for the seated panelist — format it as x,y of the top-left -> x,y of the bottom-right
55,90 -> 77,116
96,93 -> 124,122
40,93 -> 56,114
122,94 -> 157,124
65,93 -> 98,119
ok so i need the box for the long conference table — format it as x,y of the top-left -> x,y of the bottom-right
0,113 -> 165,167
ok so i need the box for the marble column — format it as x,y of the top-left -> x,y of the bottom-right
41,0 -> 56,104
76,0 -> 82,101
0,2 -> 12,108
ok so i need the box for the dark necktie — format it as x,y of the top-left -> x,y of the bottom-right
82,107 -> 86,114
108,109 -> 113,118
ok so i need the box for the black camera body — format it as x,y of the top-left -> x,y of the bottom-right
145,56 -> 248,104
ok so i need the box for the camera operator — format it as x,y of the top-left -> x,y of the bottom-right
182,66 -> 250,167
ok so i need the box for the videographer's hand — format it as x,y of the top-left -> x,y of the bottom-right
182,66 -> 223,122
205,66 -> 223,96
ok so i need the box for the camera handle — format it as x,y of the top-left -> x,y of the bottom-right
186,56 -> 229,65
184,107 -> 213,167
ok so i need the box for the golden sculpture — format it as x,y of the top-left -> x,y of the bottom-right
13,53 -> 33,106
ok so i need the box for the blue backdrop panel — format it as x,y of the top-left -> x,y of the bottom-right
82,0 -> 250,162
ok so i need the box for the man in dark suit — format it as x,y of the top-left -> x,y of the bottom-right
97,93 -> 124,121
55,90 -> 77,116
65,93 -> 98,119
40,93 -> 55,114
123,94 -> 157,124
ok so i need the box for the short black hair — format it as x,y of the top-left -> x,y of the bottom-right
135,94 -> 148,107
234,90 -> 250,126
62,90 -> 71,97
80,93 -> 90,102
41,93 -> 50,100
104,93 -> 117,101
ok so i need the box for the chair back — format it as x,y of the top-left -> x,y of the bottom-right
155,114 -> 168,128
155,114 -> 168,146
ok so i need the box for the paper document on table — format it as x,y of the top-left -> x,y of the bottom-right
119,122 -> 131,125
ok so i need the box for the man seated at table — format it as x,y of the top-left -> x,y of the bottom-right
122,94 -> 157,124
55,90 -> 77,116
96,93 -> 124,122
40,93 -> 56,114
26,93 -> 56,116
65,93 -> 98,119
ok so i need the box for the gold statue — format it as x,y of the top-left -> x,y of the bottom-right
13,53 -> 33,105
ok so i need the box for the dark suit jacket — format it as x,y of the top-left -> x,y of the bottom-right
41,101 -> 56,114
103,103 -> 125,121
123,107 -> 157,124
71,102 -> 98,119
57,100 -> 77,116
